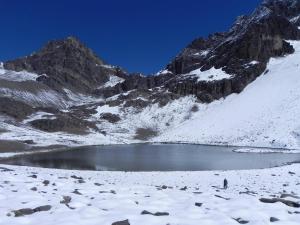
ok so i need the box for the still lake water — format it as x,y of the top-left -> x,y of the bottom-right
3,144 -> 300,171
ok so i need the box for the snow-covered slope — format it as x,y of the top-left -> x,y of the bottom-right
155,41 -> 300,149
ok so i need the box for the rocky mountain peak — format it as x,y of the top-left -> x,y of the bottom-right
3,37 -> 125,93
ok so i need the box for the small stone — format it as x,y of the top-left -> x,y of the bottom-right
195,202 -> 203,207
30,187 -> 37,191
60,196 -> 72,204
43,180 -> 50,186
270,217 -> 280,222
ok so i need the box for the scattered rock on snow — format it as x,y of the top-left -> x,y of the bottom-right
233,217 -> 249,224
270,217 -> 280,222
13,205 -> 51,217
195,202 -> 203,207
141,210 -> 169,216
259,198 -> 300,208
111,219 -> 130,225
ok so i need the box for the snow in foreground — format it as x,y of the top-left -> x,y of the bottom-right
0,164 -> 299,225
155,41 -> 300,149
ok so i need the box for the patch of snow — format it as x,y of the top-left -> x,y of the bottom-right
184,67 -> 233,82
194,50 -> 210,57
0,88 -> 68,108
156,69 -> 173,76
94,105 -> 120,117
233,148 -> 300,153
0,69 -> 39,82
23,112 -> 56,123
100,64 -> 115,69
244,61 -> 260,68
102,75 -> 125,88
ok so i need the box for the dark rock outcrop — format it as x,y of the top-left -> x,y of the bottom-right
30,114 -> 98,134
0,97 -> 34,120
100,113 -> 121,123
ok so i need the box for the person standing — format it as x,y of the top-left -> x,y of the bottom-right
224,178 -> 228,189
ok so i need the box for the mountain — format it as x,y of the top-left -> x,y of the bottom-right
1,0 -> 300,149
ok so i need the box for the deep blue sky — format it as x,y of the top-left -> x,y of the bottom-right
0,0 -> 261,74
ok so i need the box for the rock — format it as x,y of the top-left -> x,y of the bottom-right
270,217 -> 280,222
13,205 -> 51,217
180,186 -> 188,191
43,180 -> 50,186
141,210 -> 169,216
33,205 -> 51,212
0,97 -> 34,120
30,114 -> 98,134
134,128 -> 158,140
195,202 -> 203,207
112,219 -> 130,225
71,175 -> 83,180
259,198 -> 300,208
30,187 -> 37,191
72,189 -> 82,195
22,140 -> 35,145
60,196 -> 72,204
215,195 -> 230,200
280,193 -> 300,199
233,218 -> 249,224
13,208 -> 34,217
100,113 -> 121,123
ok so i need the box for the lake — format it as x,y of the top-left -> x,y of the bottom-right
2,144 -> 300,171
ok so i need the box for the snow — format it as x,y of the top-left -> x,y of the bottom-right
155,41 -> 300,150
94,105 -> 120,117
23,112 -> 56,124
0,69 -> 39,82
102,75 -> 125,88
233,148 -> 300,154
0,88 -> 68,108
184,67 -> 233,82
156,69 -> 172,76
194,50 -> 210,57
0,163 -> 299,225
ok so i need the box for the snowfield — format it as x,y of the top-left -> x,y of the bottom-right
0,164 -> 299,225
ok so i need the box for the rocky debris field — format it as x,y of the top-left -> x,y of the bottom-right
0,164 -> 299,225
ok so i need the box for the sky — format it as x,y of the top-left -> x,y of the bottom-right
0,0 -> 262,74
